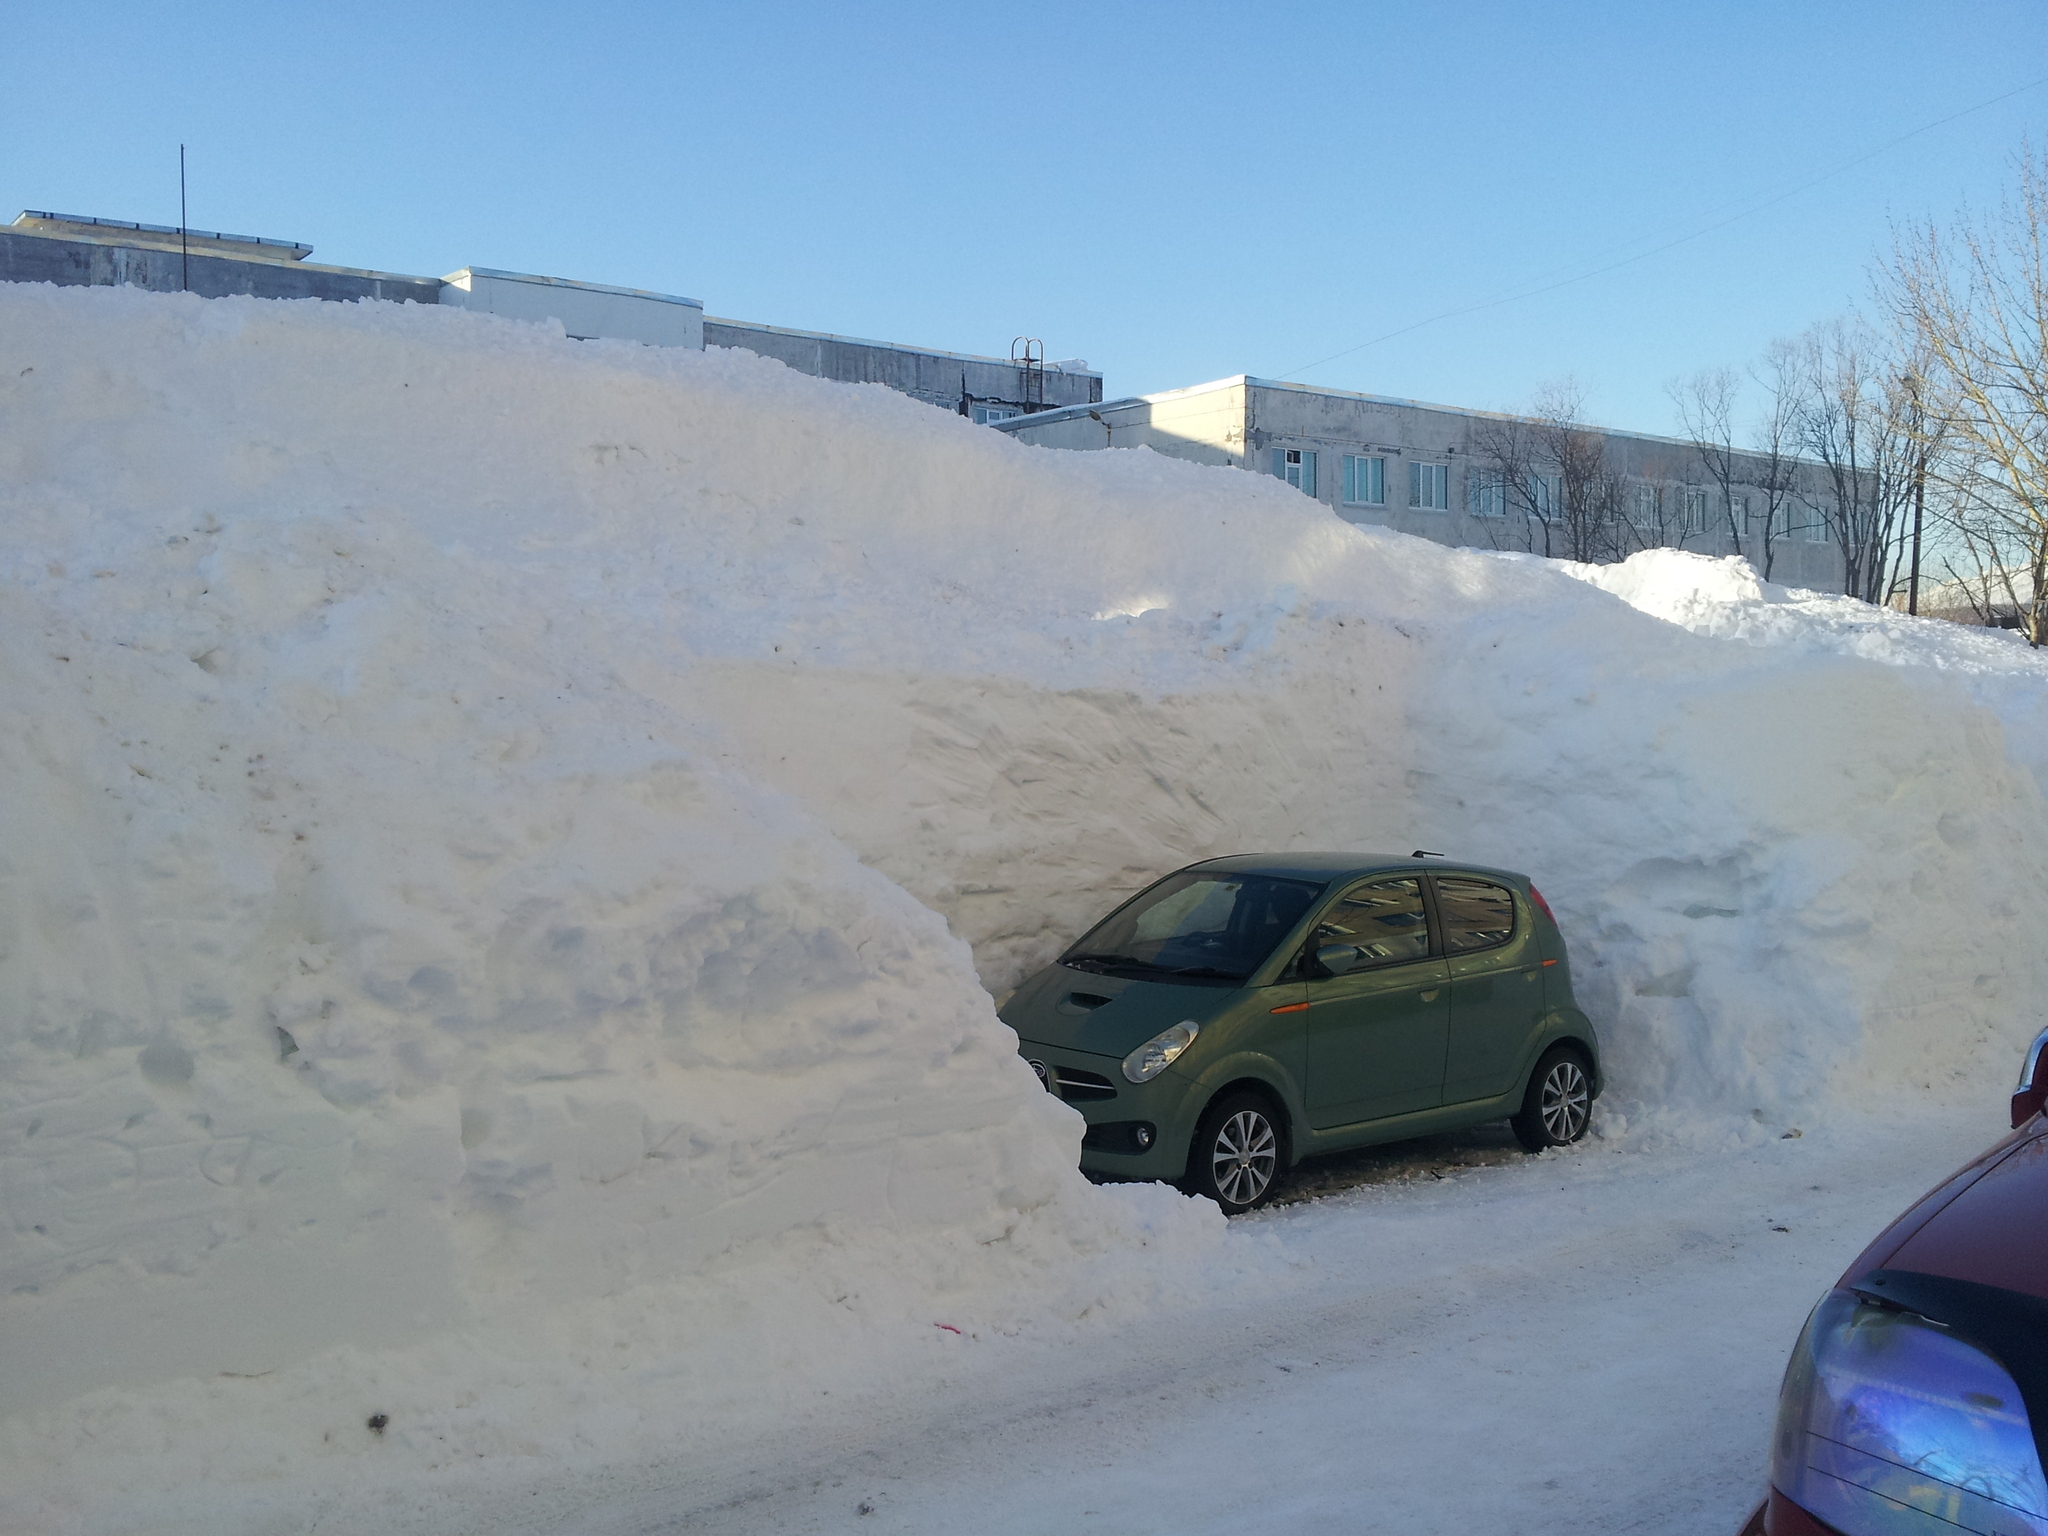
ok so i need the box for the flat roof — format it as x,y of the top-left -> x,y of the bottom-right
15,210 -> 312,259
3,219 -> 438,285
707,315 -> 1101,376
444,266 -> 702,309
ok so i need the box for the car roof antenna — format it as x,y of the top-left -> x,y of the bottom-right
1411,849 -> 1444,858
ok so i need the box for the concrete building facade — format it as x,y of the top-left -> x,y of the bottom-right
440,266 -> 704,347
1,212 -> 441,305
704,318 -> 1099,418
3,210 -> 1094,421
997,375 -> 1847,588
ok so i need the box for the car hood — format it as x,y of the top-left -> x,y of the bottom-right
1845,1119 -> 2048,1302
998,963 -> 1248,1058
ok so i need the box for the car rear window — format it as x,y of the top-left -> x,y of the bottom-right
1435,877 -> 1516,953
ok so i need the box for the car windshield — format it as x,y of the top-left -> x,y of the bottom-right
1063,871 -> 1325,984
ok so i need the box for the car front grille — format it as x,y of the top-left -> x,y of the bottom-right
1052,1066 -> 1117,1101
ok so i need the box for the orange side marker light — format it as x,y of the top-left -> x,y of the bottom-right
1270,1001 -> 1311,1013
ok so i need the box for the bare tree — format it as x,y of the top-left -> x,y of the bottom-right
1785,318 -> 1916,604
1670,367 -> 1748,559
1619,479 -> 1695,550
1594,458 -> 1644,556
1882,361 -> 1953,610
1935,485 -> 2043,629
1746,342 -> 1809,579
1534,381 -> 1622,563
1469,412 -> 1545,554
1471,379 -> 1627,563
1880,143 -> 2048,644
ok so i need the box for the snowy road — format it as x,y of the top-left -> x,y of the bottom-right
291,1102 -> 1995,1536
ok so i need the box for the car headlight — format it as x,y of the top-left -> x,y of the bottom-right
1121,1020 -> 1200,1084
1771,1289 -> 2048,1535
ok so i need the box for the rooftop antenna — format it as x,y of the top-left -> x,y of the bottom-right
179,144 -> 189,292
1411,849 -> 1444,859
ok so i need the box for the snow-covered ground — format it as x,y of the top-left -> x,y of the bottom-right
467,1110 -> 2007,1536
35,1105 -> 2009,1536
2,283 -> 2044,1532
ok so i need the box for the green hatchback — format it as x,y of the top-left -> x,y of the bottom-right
1000,853 -> 1601,1214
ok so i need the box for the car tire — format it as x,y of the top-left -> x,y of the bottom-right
1513,1045 -> 1593,1152
1187,1090 -> 1285,1215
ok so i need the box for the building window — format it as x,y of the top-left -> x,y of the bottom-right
1409,461 -> 1449,510
1527,474 -> 1560,520
1731,493 -> 1751,532
1632,485 -> 1660,528
971,405 -> 1020,425
1807,507 -> 1831,543
1342,455 -> 1385,506
1273,448 -> 1318,497
1468,472 -> 1509,518
1683,489 -> 1710,534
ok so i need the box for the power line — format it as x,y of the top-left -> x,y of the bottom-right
1272,73 -> 2048,383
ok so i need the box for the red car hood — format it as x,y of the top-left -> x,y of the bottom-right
1842,1116 -> 2048,1301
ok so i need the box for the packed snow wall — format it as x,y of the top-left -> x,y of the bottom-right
3,282 -> 2047,1422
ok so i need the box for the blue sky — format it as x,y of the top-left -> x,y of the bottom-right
5,2 -> 2043,435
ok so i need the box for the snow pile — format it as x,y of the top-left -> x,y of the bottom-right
3,283 -> 2047,1517
1568,547 -> 2048,790
0,286 -> 1242,1448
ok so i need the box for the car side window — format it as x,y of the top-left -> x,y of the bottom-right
1435,877 -> 1516,954
1311,877 -> 1432,971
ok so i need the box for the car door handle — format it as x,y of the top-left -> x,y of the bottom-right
1418,989 -> 1440,1002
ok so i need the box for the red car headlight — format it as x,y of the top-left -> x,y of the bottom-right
1771,1287 -> 2047,1535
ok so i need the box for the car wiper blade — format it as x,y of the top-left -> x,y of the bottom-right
1063,954 -> 1246,981
1063,952 -> 1147,973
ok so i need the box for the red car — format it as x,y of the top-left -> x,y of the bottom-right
1740,1025 -> 2048,1536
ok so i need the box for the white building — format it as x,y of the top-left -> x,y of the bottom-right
997,374 -> 1847,588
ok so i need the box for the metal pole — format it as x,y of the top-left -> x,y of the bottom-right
1907,373 -> 1925,616
179,145 -> 189,293
1909,449 -> 1925,615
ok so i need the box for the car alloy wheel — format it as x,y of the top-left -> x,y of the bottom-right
1514,1045 -> 1593,1151
1539,1059 -> 1590,1142
1209,1106 -> 1278,1209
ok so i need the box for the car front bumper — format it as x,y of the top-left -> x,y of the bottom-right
1016,1039 -> 1198,1181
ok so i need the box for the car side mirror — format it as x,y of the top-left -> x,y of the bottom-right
1315,943 -> 1362,978
2012,1026 -> 2048,1129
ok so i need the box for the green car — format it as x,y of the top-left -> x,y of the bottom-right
999,853 -> 1601,1214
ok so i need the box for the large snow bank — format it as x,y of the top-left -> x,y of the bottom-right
1568,546 -> 2048,787
4,283 -> 2047,1514
0,284 -> 1250,1431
